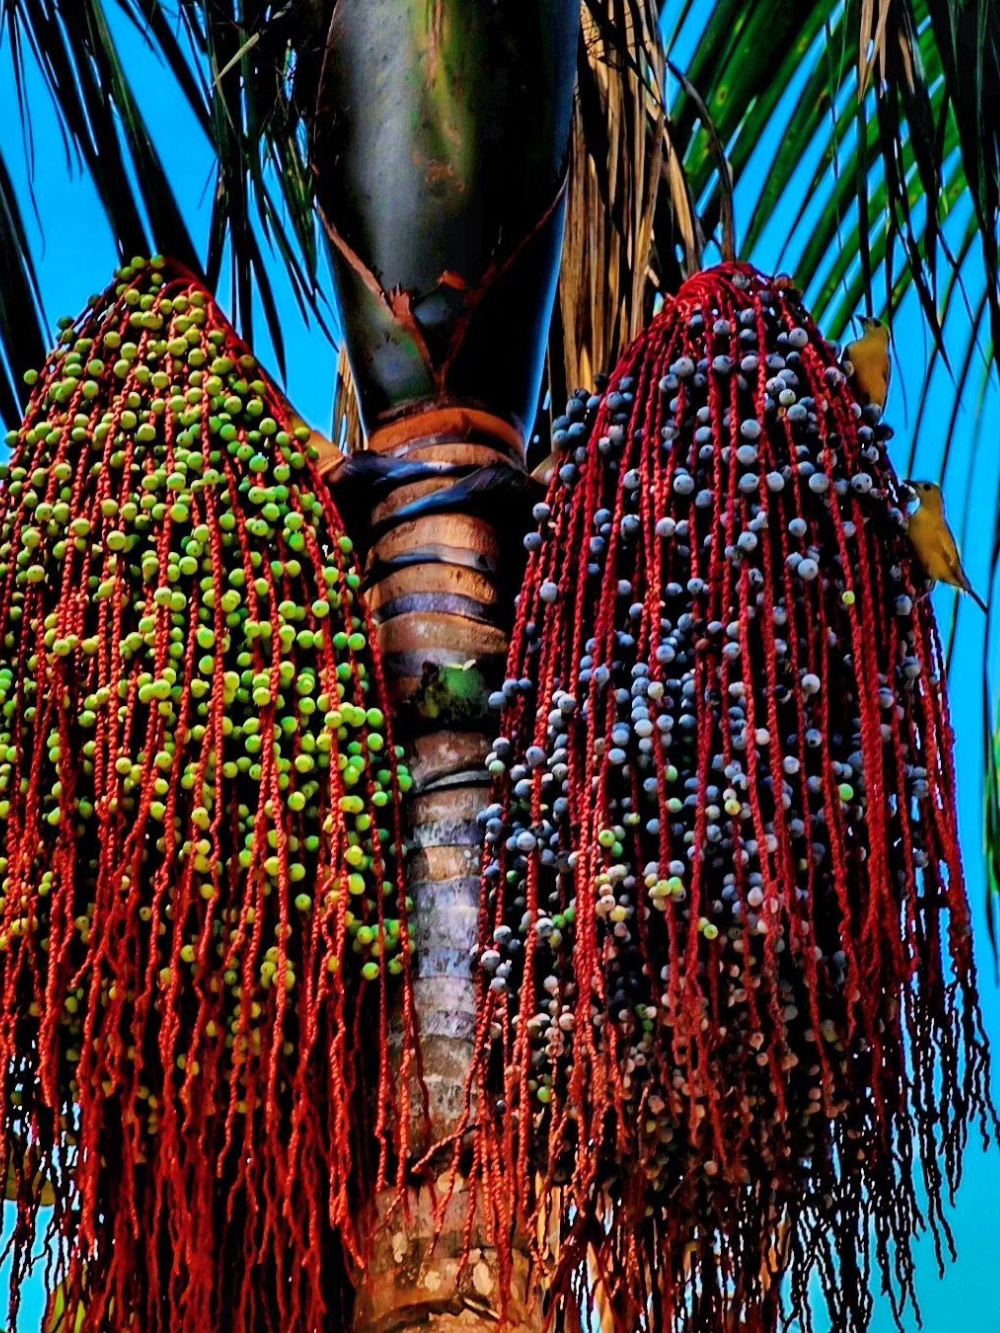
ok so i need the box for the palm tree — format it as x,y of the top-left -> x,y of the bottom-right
0,3 -> 998,1332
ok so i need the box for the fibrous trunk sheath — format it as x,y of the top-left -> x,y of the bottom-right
314,0 -> 579,441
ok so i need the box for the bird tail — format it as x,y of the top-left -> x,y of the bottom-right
969,583 -> 989,614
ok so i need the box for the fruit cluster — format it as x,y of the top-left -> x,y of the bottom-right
0,258 -> 414,1333
466,263 -> 991,1333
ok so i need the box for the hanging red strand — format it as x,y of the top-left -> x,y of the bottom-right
461,262 -> 994,1333
0,258 -> 415,1333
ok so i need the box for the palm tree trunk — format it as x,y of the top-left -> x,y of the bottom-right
312,3 -> 579,1327
361,407 -> 519,1145
350,411 -> 535,1333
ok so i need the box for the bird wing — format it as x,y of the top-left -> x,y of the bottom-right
940,536 -> 969,590
936,532 -> 983,601
944,543 -> 989,611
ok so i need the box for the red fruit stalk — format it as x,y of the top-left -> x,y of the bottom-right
0,260 -> 415,1332
461,263 -> 994,1332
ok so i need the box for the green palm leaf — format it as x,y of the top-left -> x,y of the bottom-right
0,146 -> 46,427
668,1 -> 997,346
2,0 -> 998,426
0,0 -> 331,421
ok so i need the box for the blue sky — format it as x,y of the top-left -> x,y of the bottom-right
0,6 -> 998,1330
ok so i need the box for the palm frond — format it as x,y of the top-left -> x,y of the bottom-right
182,0 -> 334,373
2,1 -> 996,425
0,0 -> 332,428
561,0 -> 999,410
553,1 -> 695,397
985,698 -> 1000,964
332,345 -> 363,454
670,0 -> 1000,365
0,0 -> 200,417
0,144 -> 46,426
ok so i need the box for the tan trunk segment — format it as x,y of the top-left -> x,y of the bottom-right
405,781 -> 486,1138
367,565 -> 499,617
369,476 -> 468,527
378,614 -> 508,657
354,1184 -> 536,1333
368,408 -> 524,461
374,515 -> 502,575
361,744 -> 531,1330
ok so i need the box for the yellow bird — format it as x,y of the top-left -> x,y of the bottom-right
842,316 -> 891,411
904,480 -> 987,613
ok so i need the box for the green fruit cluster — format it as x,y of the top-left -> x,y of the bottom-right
0,258 -> 412,1121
